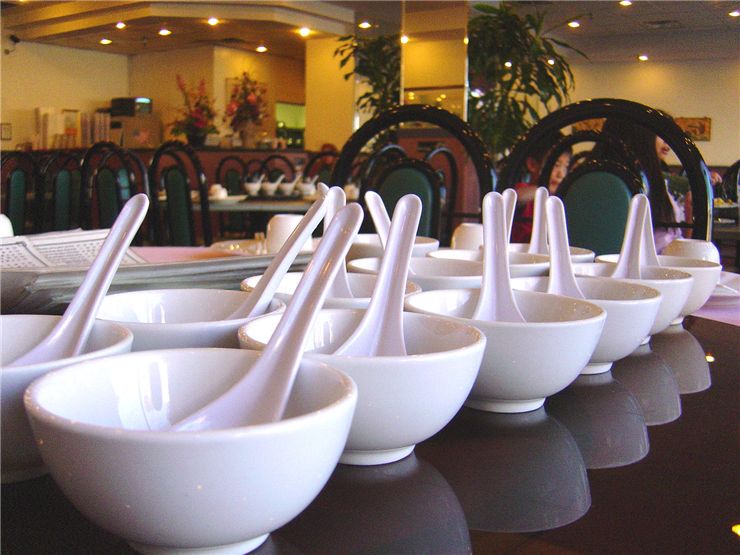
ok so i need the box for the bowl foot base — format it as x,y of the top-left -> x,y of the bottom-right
1,464 -> 47,484
581,361 -> 613,375
129,533 -> 269,555
670,316 -> 685,326
465,397 -> 545,413
340,445 -> 414,466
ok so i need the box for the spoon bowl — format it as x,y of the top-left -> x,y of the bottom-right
347,233 -> 438,261
427,249 -> 550,276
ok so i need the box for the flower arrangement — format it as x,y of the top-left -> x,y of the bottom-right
170,74 -> 218,139
224,71 -> 267,132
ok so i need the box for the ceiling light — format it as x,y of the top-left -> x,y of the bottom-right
358,21 -> 372,29
547,58 -> 555,65
207,17 -> 219,26
730,9 -> 740,17
256,44 -> 268,53
638,54 -> 649,61
568,21 -> 581,28
400,35 -> 409,44
298,27 -> 311,37
158,28 -> 172,36
619,1 -> 632,6
99,38 -> 112,45
504,61 -> 512,68
115,21 -> 126,29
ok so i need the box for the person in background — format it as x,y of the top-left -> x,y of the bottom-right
595,118 -> 686,252
511,132 -> 571,243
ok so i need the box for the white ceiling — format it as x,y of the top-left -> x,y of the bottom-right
1,1 -> 738,63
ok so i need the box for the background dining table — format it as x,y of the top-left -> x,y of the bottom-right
2,314 -> 737,554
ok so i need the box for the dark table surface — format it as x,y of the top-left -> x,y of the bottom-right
3,316 -> 738,555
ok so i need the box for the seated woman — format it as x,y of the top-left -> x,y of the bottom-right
511,133 -> 571,243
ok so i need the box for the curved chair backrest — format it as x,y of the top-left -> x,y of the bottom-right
80,141 -> 125,228
424,146 -> 459,242
331,105 -> 494,244
1,151 -> 39,235
555,159 -> 644,256
718,159 -> 739,202
216,155 -> 247,195
499,98 -> 713,240
38,152 -> 82,232
359,144 -> 408,191
304,149 -> 339,185
370,158 -> 442,238
245,159 -> 263,182
259,154 -> 296,182
148,141 -> 211,246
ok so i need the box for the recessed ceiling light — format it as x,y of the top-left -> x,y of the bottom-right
567,20 -> 581,28
158,28 -> 172,36
99,38 -> 112,45
298,27 -> 311,37
207,17 -> 219,26
400,35 -> 409,44
256,44 -> 268,53
115,21 -> 126,29
358,21 -> 372,29
729,9 -> 740,17
504,61 -> 512,68
619,1 -> 632,6
638,54 -> 649,61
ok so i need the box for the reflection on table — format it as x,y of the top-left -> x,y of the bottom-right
1,317 -> 737,554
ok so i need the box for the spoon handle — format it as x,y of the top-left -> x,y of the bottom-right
172,204 -> 363,430
502,188 -> 517,243
334,194 -> 421,357
365,191 -> 391,248
612,194 -> 649,279
472,192 -> 525,323
9,194 -> 149,366
546,196 -> 585,299
528,187 -> 550,254
640,198 -> 661,266
324,186 -> 353,298
228,197 -> 327,319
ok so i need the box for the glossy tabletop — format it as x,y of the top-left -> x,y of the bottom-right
2,316 -> 738,554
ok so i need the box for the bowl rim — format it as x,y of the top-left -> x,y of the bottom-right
24,348 -> 357,440
240,272 -> 422,299
509,275 -> 663,304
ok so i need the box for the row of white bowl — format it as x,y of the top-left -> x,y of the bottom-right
2,233 -> 722,555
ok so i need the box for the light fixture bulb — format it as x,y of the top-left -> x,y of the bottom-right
619,0 -> 632,6
99,38 -> 112,45
256,44 -> 268,53
638,54 -> 649,61
568,21 -> 581,28
115,21 -> 126,29
504,61 -> 512,68
358,21 -> 372,29
400,35 -> 409,44
547,58 -> 555,65
730,9 -> 740,17
298,27 -> 311,37
158,28 -> 172,36
207,17 -> 219,26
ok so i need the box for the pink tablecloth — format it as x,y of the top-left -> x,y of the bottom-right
132,246 -> 238,264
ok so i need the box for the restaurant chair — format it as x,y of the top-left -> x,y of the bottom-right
331,105 -> 494,245
718,160 -> 739,203
215,155 -> 249,237
555,159 -> 644,255
498,98 -> 713,242
1,151 -> 39,235
259,154 -> 296,183
358,144 -> 407,191
244,158 -> 263,182
148,140 -> 211,246
304,148 -> 339,185
36,151 -> 82,232
424,146 -> 459,244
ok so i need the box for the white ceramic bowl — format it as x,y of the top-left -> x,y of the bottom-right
348,256 -> 483,291
596,254 -> 721,323
244,181 -> 262,196
346,233 -> 439,261
278,181 -> 295,196
1,314 -> 133,483
427,249 -> 550,277
510,275 -> 662,374
24,349 -> 357,555
663,238 -> 720,263
405,288 -> 606,413
239,310 -> 486,466
240,272 -> 422,310
573,262 -> 693,337
508,243 -> 596,263
261,181 -> 279,196
97,288 -> 284,351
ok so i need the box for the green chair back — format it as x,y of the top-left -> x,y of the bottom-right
96,168 -> 120,228
53,170 -> 72,230
164,167 -> 193,246
561,172 -> 633,256
375,163 -> 439,237
7,170 -> 27,234
224,168 -> 242,195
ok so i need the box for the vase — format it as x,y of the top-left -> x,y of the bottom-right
238,122 -> 257,149
186,133 -> 206,147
